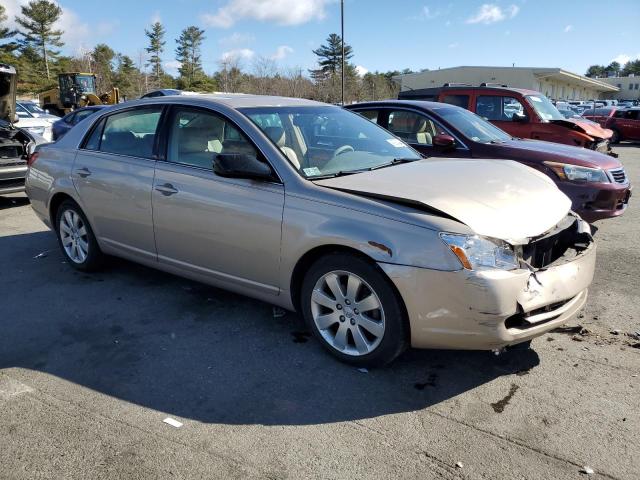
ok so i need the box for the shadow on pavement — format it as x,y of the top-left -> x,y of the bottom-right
0,230 -> 540,426
0,194 -> 29,211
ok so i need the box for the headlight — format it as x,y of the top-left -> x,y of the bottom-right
544,161 -> 609,183
440,233 -> 519,271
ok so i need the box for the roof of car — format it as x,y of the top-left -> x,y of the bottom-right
347,99 -> 461,111
137,93 -> 325,108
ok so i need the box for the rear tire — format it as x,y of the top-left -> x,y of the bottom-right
55,200 -> 104,271
300,253 -> 408,367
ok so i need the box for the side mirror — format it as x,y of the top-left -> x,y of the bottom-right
213,153 -> 273,180
512,112 -> 528,123
433,134 -> 455,149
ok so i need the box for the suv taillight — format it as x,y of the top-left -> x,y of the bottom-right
27,151 -> 39,167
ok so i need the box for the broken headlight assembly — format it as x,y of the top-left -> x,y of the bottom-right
544,161 -> 609,183
440,233 -> 519,271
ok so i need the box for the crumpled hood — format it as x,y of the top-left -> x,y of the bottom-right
314,159 -> 572,244
549,117 -> 612,140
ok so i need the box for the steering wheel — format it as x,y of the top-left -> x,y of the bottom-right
332,145 -> 354,158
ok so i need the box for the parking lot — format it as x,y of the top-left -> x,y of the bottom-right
0,145 -> 638,480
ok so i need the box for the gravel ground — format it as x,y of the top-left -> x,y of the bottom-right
1,144 -> 638,480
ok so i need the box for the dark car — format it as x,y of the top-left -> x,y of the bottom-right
140,89 -> 183,98
398,85 -> 615,155
52,105 -> 108,141
346,100 -> 631,222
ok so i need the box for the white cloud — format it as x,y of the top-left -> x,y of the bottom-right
612,53 -> 640,65
221,48 -> 256,62
270,45 -> 294,60
218,32 -> 255,47
564,24 -> 573,33
448,42 -> 459,48
201,0 -> 334,28
466,4 -> 519,24
355,65 -> 368,77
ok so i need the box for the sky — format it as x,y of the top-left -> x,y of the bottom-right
3,0 -> 640,77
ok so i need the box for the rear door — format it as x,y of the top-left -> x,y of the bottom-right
72,106 -> 164,261
151,105 -> 284,296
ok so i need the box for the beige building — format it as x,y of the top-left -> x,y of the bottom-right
599,75 -> 640,100
394,66 -> 619,101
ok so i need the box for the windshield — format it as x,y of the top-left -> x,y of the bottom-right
526,95 -> 564,121
240,106 -> 421,178
74,75 -> 96,93
20,102 -> 46,114
437,107 -> 511,143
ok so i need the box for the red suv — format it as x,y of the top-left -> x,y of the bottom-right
399,84 -> 615,155
584,107 -> 640,143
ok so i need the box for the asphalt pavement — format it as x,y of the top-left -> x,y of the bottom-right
1,144 -> 638,479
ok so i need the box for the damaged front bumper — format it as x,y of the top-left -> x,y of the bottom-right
380,219 -> 596,350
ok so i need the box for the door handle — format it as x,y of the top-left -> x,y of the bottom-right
75,167 -> 91,178
155,183 -> 179,196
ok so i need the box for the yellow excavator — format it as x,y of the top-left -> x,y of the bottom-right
39,72 -> 120,115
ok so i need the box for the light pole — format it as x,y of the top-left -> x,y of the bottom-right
341,0 -> 345,106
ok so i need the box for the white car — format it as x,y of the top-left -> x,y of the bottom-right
15,102 -> 54,141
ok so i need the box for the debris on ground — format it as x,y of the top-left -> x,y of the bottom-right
455,462 -> 463,469
580,466 -> 594,475
291,331 -> 311,343
163,417 -> 183,428
33,252 -> 48,259
610,329 -> 621,335
272,306 -> 286,318
358,368 -> 368,373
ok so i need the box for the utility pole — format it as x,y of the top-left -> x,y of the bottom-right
341,0 -> 345,106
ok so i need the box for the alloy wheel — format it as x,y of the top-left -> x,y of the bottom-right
310,270 -> 385,356
59,209 -> 89,264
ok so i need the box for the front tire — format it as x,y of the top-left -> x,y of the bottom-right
301,253 -> 408,367
55,200 -> 104,271
610,129 -> 620,144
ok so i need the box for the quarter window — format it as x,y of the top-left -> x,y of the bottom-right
98,107 -> 163,158
166,107 -> 258,169
476,95 -> 525,121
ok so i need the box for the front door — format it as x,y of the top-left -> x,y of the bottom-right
475,94 -> 532,139
72,106 -> 163,261
152,105 -> 285,296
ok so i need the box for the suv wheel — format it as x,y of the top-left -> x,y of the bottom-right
610,129 -> 621,144
55,200 -> 104,271
301,253 -> 408,367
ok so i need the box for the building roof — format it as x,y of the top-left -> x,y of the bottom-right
394,66 -> 619,92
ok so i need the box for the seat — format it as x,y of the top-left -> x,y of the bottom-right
263,126 -> 300,168
177,128 -> 214,168
102,131 -> 139,155
415,119 -> 433,145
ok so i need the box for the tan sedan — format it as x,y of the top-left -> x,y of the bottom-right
25,95 -> 596,366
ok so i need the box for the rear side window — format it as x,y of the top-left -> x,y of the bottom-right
355,109 -> 379,123
442,95 -> 469,108
99,107 -> 163,158
84,118 -> 105,150
386,110 -> 448,145
73,109 -> 97,125
475,95 -> 525,121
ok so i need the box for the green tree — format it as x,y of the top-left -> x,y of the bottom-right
145,21 -> 166,81
92,43 -> 116,92
310,33 -> 353,80
114,54 -> 140,99
0,5 -> 18,63
175,26 -> 205,89
15,0 -> 64,80
606,61 -> 621,77
622,59 -> 640,77
585,64 -> 606,78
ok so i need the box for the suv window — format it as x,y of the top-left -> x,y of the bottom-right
386,110 -> 448,145
167,107 -> 258,169
442,95 -> 469,109
99,107 -> 163,158
595,107 -> 613,116
476,95 -> 525,121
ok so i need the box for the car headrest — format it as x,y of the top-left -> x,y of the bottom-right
264,126 -> 285,147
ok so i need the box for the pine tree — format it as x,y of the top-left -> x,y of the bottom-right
92,44 -> 116,93
310,33 -> 353,80
175,26 -> 205,89
0,5 -> 18,63
15,0 -> 64,80
145,21 -> 166,81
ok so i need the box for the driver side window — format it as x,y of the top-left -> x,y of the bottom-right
166,107 -> 258,170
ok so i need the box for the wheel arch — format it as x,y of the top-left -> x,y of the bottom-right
289,244 -> 410,341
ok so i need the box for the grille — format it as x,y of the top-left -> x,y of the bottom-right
609,168 -> 628,184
